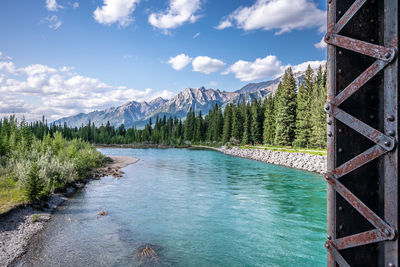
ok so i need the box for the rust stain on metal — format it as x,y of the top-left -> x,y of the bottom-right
334,229 -> 387,250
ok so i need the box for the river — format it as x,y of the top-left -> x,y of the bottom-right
16,148 -> 326,266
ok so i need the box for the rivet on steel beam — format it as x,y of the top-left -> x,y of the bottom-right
338,50 -> 343,55
325,242 -> 330,249
327,235 -> 332,240
370,95 -> 375,100
385,52 -> 392,59
338,206 -> 343,211
328,0 -> 332,3
324,103 -> 330,111
370,115 -> 375,119
338,148 -> 343,153
388,130 -> 395,137
328,131 -> 333,137
388,262 -> 395,267
384,229 -> 391,237
338,11 -> 342,15
338,69 -> 342,74
339,224 -> 343,230
388,115 -> 395,122
325,33 -> 331,42
370,19 -> 374,23
384,141 -> 391,147
327,119 -> 332,125
338,128 -> 342,133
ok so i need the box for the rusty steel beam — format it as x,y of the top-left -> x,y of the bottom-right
326,0 -> 399,266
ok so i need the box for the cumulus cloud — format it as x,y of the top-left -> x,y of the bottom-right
0,51 -> 173,121
289,60 -> 326,73
94,0 -> 140,27
44,15 -> 62,30
223,55 -> 326,82
216,0 -> 326,34
72,2 -> 79,8
193,32 -> 200,39
46,0 -> 63,11
168,54 -> 192,71
314,36 -> 327,49
148,0 -> 201,31
192,56 -> 226,74
222,55 -> 284,82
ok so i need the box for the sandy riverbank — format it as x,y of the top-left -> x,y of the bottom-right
0,155 -> 139,267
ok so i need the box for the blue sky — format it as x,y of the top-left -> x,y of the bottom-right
0,0 -> 327,121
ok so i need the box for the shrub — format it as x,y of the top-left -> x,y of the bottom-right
25,162 -> 44,202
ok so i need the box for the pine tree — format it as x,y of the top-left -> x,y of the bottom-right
25,162 -> 43,202
195,111 -> 204,142
222,104 -> 233,144
294,65 -> 314,148
231,104 -> 244,143
241,103 -> 252,145
310,66 -> 327,148
251,99 -> 263,144
274,68 -> 297,146
263,96 -> 275,145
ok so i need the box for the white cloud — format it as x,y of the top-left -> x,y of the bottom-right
46,0 -> 63,11
192,56 -> 226,74
223,55 -> 326,82
289,60 -> 326,73
72,2 -> 79,8
94,0 -> 140,27
148,0 -> 201,31
314,36 -> 327,49
45,15 -> 62,30
193,32 -> 200,39
222,55 -> 284,82
168,54 -> 192,71
0,52 -> 11,61
216,0 -> 326,34
0,51 -> 173,121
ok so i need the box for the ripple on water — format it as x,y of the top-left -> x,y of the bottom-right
17,148 -> 326,267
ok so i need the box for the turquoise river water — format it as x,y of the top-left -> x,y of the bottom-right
17,148 -> 327,267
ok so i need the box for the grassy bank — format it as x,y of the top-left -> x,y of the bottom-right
237,145 -> 327,156
0,117 -> 105,214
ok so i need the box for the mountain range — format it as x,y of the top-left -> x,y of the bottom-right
54,68 -> 313,128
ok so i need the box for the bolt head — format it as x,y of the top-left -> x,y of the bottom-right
385,229 -> 391,237
338,148 -> 343,153
338,206 -> 343,211
388,130 -> 396,137
385,52 -> 392,59
324,103 -> 330,111
327,235 -> 332,240
328,131 -> 333,137
388,262 -> 395,267
384,141 -> 391,147
388,115 -> 395,122
325,242 -> 330,249
327,119 -> 332,125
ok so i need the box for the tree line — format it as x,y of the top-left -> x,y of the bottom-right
3,65 -> 326,149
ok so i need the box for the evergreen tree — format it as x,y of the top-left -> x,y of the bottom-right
241,103 -> 252,145
251,99 -> 263,144
294,65 -> 314,148
231,104 -> 244,142
195,111 -> 204,142
310,66 -> 327,148
25,162 -> 43,202
222,104 -> 233,144
263,96 -> 275,145
274,68 -> 297,146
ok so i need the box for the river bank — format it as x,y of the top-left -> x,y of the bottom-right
196,146 -> 327,174
0,155 -> 139,267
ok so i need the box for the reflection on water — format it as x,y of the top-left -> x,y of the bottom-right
17,148 -> 326,267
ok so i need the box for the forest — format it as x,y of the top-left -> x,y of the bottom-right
31,65 -> 327,149
0,116 -> 105,213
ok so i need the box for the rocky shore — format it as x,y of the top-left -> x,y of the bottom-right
213,146 -> 327,174
0,155 -> 139,267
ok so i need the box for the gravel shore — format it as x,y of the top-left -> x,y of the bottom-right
213,146 -> 327,174
0,155 -> 139,267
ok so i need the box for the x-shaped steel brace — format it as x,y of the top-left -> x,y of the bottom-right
323,0 -> 398,265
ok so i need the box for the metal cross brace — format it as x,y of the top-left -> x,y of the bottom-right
324,0 -> 398,265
